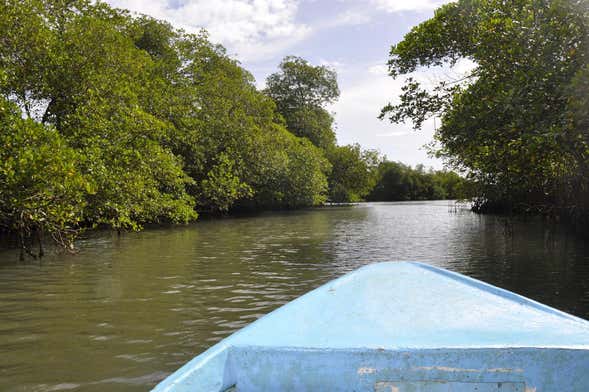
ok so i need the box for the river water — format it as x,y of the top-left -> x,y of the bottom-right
0,201 -> 588,391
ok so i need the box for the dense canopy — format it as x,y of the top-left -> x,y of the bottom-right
0,0 -> 334,253
382,0 -> 589,223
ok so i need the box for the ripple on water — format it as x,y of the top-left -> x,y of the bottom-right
0,201 -> 588,391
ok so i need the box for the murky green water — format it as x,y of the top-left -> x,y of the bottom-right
1,201 -> 588,391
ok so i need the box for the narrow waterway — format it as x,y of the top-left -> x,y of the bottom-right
1,201 -> 588,391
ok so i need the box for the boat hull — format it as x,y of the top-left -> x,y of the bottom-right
154,262 -> 589,391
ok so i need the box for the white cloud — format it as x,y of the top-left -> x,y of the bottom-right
410,57 -> 478,89
368,64 -> 388,76
329,70 -> 442,167
452,58 -> 477,76
330,58 -> 475,167
106,0 -> 310,62
372,0 -> 450,13
377,131 -> 410,137
319,59 -> 345,70
331,8 -> 372,26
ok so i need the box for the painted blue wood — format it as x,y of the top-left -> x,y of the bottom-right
153,262 -> 589,391
374,381 -> 525,392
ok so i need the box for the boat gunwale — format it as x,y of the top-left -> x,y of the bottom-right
413,262 -> 589,325
153,261 -> 589,391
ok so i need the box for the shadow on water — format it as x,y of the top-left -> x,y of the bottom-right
0,201 -> 588,391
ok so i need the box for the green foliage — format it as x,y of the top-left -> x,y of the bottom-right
326,145 -> 381,202
265,56 -> 339,150
266,56 -> 340,109
0,98 -> 89,250
285,106 -> 337,150
69,98 -> 197,230
0,1 -> 335,250
382,0 -> 589,220
265,56 -> 384,203
368,161 -> 468,201
200,152 -> 252,212
237,125 -> 330,209
281,137 -> 331,207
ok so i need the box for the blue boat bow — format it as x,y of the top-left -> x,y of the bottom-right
154,262 -> 589,391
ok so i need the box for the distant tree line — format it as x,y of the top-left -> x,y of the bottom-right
368,162 -> 467,201
381,0 -> 589,227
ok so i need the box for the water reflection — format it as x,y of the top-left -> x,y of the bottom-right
0,201 -> 587,391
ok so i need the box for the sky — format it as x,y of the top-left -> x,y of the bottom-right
106,0 -> 461,168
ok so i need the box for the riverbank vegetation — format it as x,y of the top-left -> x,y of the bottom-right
0,1 -> 331,252
3,0 -> 458,254
381,0 -> 589,226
